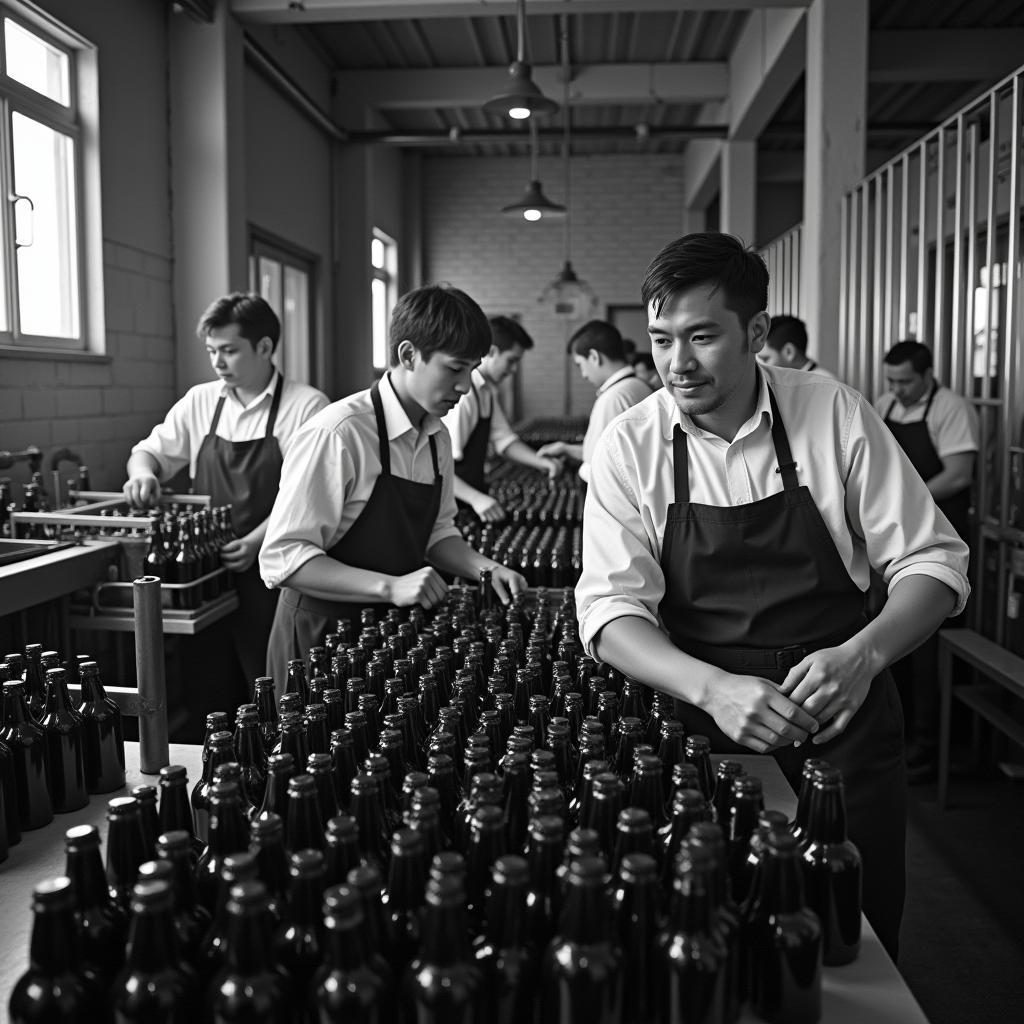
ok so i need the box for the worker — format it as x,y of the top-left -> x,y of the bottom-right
875,339 -> 979,782
260,283 -> 528,688
537,319 -> 652,482
576,232 -> 969,960
123,292 -> 329,701
757,313 -> 839,379
442,315 -> 562,523
632,351 -> 661,390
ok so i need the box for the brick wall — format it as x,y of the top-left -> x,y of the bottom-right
0,239 -> 175,496
422,153 -> 686,421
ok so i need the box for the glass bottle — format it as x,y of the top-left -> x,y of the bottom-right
726,774 -> 764,901
191,730 -> 236,846
170,515 -> 201,611
683,734 -> 715,804
275,849 -> 327,1004
382,827 -> 429,975
630,752 -> 668,830
195,781 -> 251,913
112,878 -> 201,1022
22,643 -> 46,721
106,795 -> 147,914
252,677 -> 280,753
311,883 -> 395,1024
656,840 -> 728,1024
234,704 -> 268,808
541,856 -> 623,1024
209,881 -> 288,1024
656,719 -> 686,805
155,829 -> 212,962
713,759 -> 747,829
790,757 -> 831,846
502,751 -> 532,853
285,773 -> 327,854
249,812 -> 290,923
659,789 -> 712,894
78,660 -> 126,793
745,831 -> 823,1024
611,807 -> 655,879
132,783 -> 161,861
324,814 -> 361,889
473,854 -> 535,1023
614,852 -> 660,1024
254,751 -> 296,828
144,516 -> 168,580
308,751 -> 340,826
465,803 -> 508,926
350,772 -> 391,873
285,659 -> 310,710
1,680 -> 53,830
401,875 -> 483,1023
8,878 -> 89,1023
39,667 -> 88,813
159,764 -> 200,859
800,764 -> 862,966
194,851 -> 260,992
329,729 -> 358,814
586,772 -> 626,863
524,813 -> 565,952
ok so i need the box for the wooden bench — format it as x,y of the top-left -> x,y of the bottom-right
937,628 -> 1024,807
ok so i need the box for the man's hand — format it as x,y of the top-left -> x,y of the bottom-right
538,456 -> 563,480
704,671 -> 819,753
472,493 -> 506,523
388,566 -> 449,608
778,641 -> 876,745
487,564 -> 528,605
122,472 -> 161,508
219,535 -> 260,573
537,441 -> 567,459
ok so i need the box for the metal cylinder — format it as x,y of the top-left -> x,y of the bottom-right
133,575 -> 169,773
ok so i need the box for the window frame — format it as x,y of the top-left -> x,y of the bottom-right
371,227 -> 397,372
0,5 -> 93,354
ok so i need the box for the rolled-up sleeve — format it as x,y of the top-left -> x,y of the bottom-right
130,393 -> 195,481
259,424 -> 351,589
845,397 -> 971,615
575,431 -> 665,657
488,395 -> 518,456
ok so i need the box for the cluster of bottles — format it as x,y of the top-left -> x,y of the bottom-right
460,518 -> 582,589
8,579 -> 861,1023
1,466 -> 91,539
0,646 -> 126,860
487,463 -> 586,526
516,416 -> 588,447
142,505 -> 236,610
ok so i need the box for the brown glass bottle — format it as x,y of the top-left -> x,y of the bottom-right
106,795 -> 147,915
39,667 -> 88,813
252,676 -> 280,752
274,849 -> 327,1005
541,856 -> 623,1024
382,827 -> 429,975
155,829 -> 212,962
78,660 -> 126,793
683,734 -> 715,804
194,851 -> 260,991
1,680 -> 53,830
311,884 -> 396,1024
615,852 -> 660,1024
233,705 -> 268,808
158,765 -> 200,859
195,781 -> 251,913
191,730 -> 236,846
255,751 -> 296,827
22,643 -> 46,721
8,878 -> 89,1023
170,515 -> 201,611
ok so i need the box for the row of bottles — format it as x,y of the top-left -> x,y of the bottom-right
458,520 -> 583,588
485,462 -> 587,526
143,506 -> 236,609
515,416 -> 589,448
7,583 -> 860,1022
0,647 -> 125,859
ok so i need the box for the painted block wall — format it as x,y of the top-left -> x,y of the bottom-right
422,153 -> 686,422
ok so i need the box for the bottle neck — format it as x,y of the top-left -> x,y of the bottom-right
760,846 -> 806,915
670,866 -> 715,936
208,798 -> 248,855
806,783 -> 848,844
325,914 -> 371,971
159,780 -> 194,836
30,902 -> 78,973
66,845 -> 110,912
286,872 -> 323,929
224,904 -> 276,972
418,893 -> 474,965
486,877 -> 527,948
125,904 -> 180,973
558,878 -> 611,944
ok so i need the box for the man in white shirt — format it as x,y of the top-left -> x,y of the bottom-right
537,320 -> 652,483
576,232 -> 969,959
124,292 -> 329,701
632,352 -> 661,390
441,316 -> 562,523
874,340 -> 979,782
757,314 -> 839,380
260,284 -> 527,688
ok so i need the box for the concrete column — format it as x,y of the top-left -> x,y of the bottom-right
681,206 -> 707,235
801,0 -> 867,370
720,140 -> 757,246
169,4 -> 247,393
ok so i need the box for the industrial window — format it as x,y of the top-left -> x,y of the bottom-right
371,228 -> 397,371
0,8 -> 96,352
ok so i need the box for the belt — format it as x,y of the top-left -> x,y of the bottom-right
280,586 -> 368,620
678,628 -> 856,673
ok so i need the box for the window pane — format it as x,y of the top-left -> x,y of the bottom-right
257,256 -> 283,322
283,265 -> 310,384
372,277 -> 388,369
5,19 -> 70,106
371,237 -> 385,269
12,112 -> 79,338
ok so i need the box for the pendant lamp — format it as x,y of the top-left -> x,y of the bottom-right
501,118 -> 565,221
539,14 -> 597,319
483,0 -> 558,120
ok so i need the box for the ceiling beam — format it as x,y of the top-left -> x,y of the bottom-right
335,61 -> 728,109
868,29 -> 1024,83
231,1 -> 812,23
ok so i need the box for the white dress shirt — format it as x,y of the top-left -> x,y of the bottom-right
576,364 -> 970,657
441,367 -> 518,461
131,370 -> 329,480
873,384 -> 980,459
802,358 -> 839,381
580,366 -> 653,483
259,372 -> 462,589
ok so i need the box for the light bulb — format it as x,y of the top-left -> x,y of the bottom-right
509,106 -> 531,120
523,209 -> 542,222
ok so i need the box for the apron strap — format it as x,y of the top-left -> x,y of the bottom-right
428,435 -> 440,479
767,386 -> 800,490
672,424 -> 690,502
922,379 -> 939,420
264,373 -> 284,438
370,378 -> 392,478
206,394 -> 228,440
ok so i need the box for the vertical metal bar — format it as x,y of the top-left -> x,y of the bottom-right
873,174 -> 885,400
885,162 -> 895,355
860,184 -> 871,394
918,138 -> 929,341
1001,76 -> 1020,535
950,114 -> 965,394
839,198 -> 849,381
796,226 -> 802,318
934,126 -> 947,380
899,152 -> 910,336
133,575 -> 169,774
964,118 -> 978,394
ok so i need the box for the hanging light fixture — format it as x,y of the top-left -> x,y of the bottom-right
501,118 -> 565,221
540,14 -> 597,320
483,0 -> 558,120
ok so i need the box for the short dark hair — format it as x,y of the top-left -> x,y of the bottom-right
766,315 -> 808,355
197,293 -> 281,352
641,232 -> 768,328
884,340 -> 932,374
489,315 -> 534,353
568,320 -> 627,362
633,352 -> 656,372
389,284 -> 491,367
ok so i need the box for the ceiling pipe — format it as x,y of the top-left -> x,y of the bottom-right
346,124 -> 730,146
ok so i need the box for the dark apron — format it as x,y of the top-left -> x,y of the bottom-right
883,382 -> 970,541
266,377 -> 443,689
453,381 -> 492,493
193,375 -> 284,690
658,387 -> 906,959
